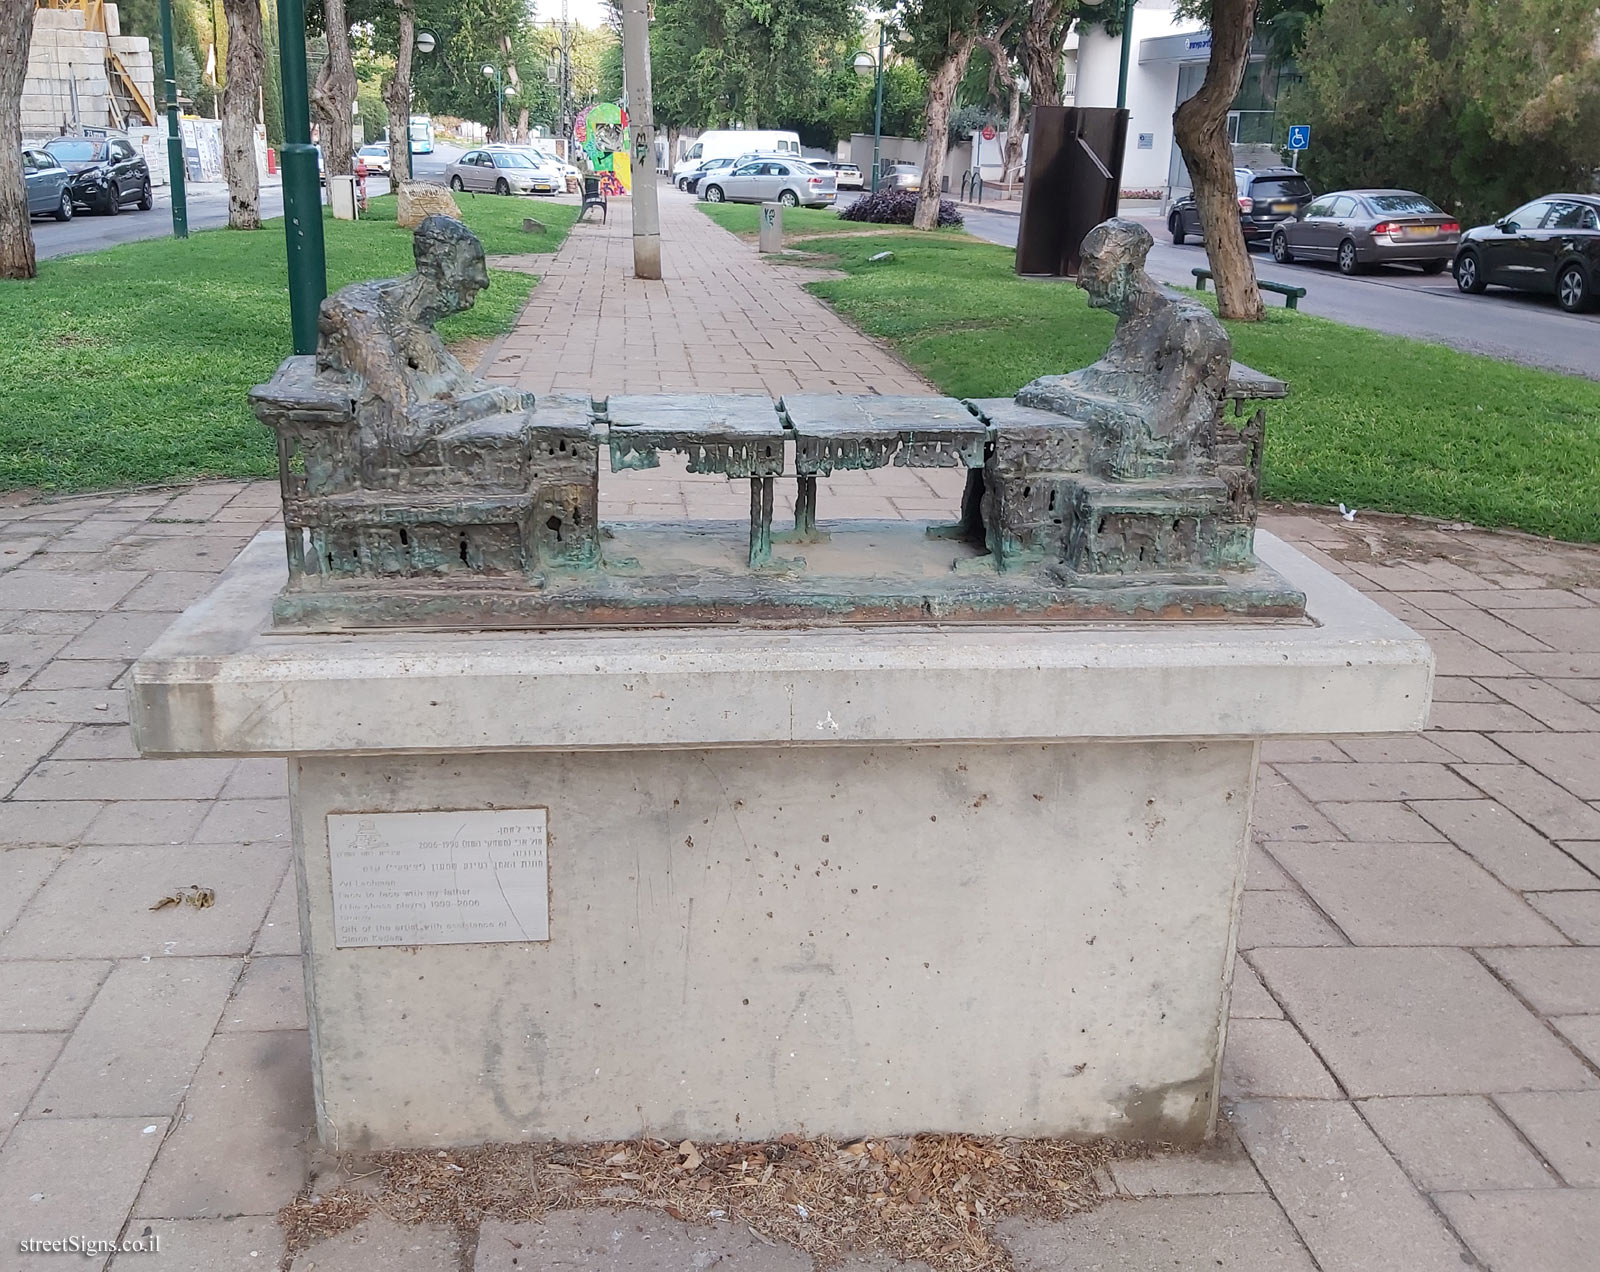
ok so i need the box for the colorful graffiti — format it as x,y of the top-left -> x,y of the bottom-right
574,102 -> 630,195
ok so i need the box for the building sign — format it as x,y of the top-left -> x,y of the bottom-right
1137,133 -> 1154,149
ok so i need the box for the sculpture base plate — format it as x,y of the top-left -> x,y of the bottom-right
274,519 -> 1305,631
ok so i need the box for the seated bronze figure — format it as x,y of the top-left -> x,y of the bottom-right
250,215 -> 1299,630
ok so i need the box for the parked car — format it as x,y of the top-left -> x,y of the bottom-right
699,158 -> 837,207
42,133 -> 151,215
22,146 -> 74,221
1271,189 -> 1460,275
679,156 -> 736,194
881,161 -> 921,193
482,145 -> 567,193
1168,167 -> 1313,248
807,160 -> 864,190
1453,194 -> 1600,313
672,129 -> 803,184
357,143 -> 390,175
446,148 -> 560,195
527,146 -> 580,185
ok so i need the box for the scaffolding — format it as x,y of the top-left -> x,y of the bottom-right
36,0 -> 157,127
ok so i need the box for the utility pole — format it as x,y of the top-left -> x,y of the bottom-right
620,0 -> 661,279
157,0 -> 188,238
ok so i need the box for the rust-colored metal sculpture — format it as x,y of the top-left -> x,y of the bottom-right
250,216 -> 1301,630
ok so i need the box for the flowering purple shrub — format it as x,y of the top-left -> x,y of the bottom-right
838,188 -> 964,228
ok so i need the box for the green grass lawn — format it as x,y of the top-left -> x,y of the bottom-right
778,228 -> 1600,543
0,193 -> 570,492
695,203 -> 853,238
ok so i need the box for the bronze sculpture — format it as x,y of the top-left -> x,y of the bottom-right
250,215 -> 1299,629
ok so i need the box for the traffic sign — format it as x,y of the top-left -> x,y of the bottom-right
981,124 -> 997,141
1287,124 -> 1311,151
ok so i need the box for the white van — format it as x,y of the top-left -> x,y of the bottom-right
672,130 -> 802,184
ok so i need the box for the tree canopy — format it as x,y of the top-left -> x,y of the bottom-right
1286,0 -> 1600,223
645,0 -> 863,131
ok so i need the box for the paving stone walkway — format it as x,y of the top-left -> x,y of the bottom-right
3,195 -> 1600,1270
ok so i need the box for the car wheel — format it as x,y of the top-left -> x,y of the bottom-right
704,185 -> 724,203
1419,259 -> 1447,275
1336,238 -> 1360,275
1454,250 -> 1486,294
779,190 -> 799,208
103,183 -> 120,215
1271,230 -> 1293,264
677,178 -> 688,191
1556,263 -> 1592,314
449,175 -> 465,191
495,178 -> 510,195
55,188 -> 73,222
1169,213 -> 1186,246
137,178 -> 153,211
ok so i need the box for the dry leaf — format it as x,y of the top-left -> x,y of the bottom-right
678,1140 -> 703,1172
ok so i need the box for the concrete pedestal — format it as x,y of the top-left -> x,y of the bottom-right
130,532 -> 1432,1151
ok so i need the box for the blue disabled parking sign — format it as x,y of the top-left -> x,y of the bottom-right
1288,124 -> 1311,151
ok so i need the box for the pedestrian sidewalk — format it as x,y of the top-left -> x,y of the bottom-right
1,191 -> 1599,1271
482,187 -> 933,400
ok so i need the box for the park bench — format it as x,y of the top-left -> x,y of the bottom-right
1191,267 -> 1305,309
579,175 -> 607,223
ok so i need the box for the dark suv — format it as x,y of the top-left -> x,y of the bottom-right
43,133 -> 152,215
1168,167 -> 1314,248
1453,194 -> 1600,313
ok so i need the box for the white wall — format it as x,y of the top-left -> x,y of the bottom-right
1074,4 -> 1205,192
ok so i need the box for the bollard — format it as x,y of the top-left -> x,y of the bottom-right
758,201 -> 782,253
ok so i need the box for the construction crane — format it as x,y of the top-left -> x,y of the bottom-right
36,0 -> 158,128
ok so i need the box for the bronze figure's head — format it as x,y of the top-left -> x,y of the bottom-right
412,215 -> 490,322
1076,218 -> 1154,313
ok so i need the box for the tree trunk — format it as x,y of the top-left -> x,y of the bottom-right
1173,0 -> 1262,320
311,0 -> 357,177
383,0 -> 416,184
0,0 -> 38,280
913,34 -> 974,230
220,0 -> 264,229
1002,79 -> 1023,184
978,34 -> 1024,187
1021,1 -> 1068,108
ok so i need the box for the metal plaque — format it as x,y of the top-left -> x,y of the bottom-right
328,808 -> 549,948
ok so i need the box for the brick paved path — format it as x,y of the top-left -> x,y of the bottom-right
3,198 -> 1600,1269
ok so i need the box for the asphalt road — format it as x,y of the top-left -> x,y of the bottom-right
957,203 -> 1600,382
29,144 -> 464,262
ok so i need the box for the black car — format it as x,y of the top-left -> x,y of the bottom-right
43,134 -> 153,215
1453,194 -> 1600,313
681,156 -> 736,194
1169,167 -> 1314,248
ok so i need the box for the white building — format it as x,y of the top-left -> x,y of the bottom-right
1068,2 -> 1294,199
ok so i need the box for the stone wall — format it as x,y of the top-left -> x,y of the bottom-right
24,6 -> 155,140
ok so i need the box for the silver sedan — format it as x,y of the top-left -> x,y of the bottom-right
699,159 -> 837,208
1271,189 -> 1461,275
445,149 -> 553,196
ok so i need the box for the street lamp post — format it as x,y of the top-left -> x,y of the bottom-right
275,0 -> 325,354
1078,0 -> 1137,109
482,64 -> 505,141
407,30 -> 436,183
156,0 -> 187,237
1116,0 -> 1136,110
852,23 -> 886,192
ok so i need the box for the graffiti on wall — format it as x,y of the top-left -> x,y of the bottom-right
574,102 -> 630,195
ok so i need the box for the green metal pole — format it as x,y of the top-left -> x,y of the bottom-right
276,0 -> 327,355
871,24 -> 885,192
157,0 -> 187,237
1116,0 -> 1135,110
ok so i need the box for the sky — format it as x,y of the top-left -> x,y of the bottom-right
541,0 -> 611,28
